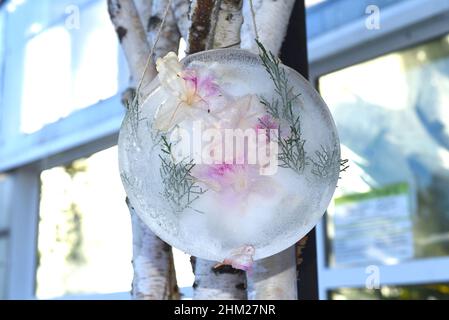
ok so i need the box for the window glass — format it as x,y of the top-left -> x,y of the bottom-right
36,146 -> 133,299
0,237 -> 7,299
20,0 -> 122,133
330,283 -> 449,300
0,174 -> 12,299
319,33 -> 449,267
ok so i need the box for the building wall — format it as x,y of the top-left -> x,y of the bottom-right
307,0 -> 407,39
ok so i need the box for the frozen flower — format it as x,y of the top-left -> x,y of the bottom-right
256,114 -> 278,131
154,52 -> 226,131
256,114 -> 279,142
256,113 -> 292,141
191,164 -> 274,200
216,94 -> 266,130
220,245 -> 255,271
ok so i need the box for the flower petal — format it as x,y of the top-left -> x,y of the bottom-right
156,52 -> 185,95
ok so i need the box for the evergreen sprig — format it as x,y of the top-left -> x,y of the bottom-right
159,135 -> 206,213
257,40 -> 307,174
309,145 -> 339,178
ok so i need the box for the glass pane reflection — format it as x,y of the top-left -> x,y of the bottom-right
330,283 -> 449,300
20,1 -> 120,133
36,147 -> 132,299
319,33 -> 449,267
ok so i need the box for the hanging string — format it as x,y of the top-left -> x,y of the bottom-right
248,0 -> 259,41
136,0 -> 172,96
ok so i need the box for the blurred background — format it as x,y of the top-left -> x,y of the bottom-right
0,0 -> 449,300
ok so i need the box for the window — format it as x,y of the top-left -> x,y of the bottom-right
20,0 -> 121,133
320,33 -> 449,266
0,0 -> 131,299
307,0 -> 449,299
317,33 -> 449,299
36,147 -> 133,299
330,283 -> 449,300
0,228 -> 8,299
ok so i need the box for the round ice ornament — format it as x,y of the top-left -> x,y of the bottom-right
118,48 -> 340,269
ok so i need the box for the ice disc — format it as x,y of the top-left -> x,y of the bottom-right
118,48 -> 340,262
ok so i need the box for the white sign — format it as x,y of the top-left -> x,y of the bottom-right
331,183 -> 414,266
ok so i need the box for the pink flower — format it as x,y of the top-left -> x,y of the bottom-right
222,245 -> 255,271
182,68 -> 220,99
154,52 -> 226,131
191,164 -> 274,202
216,94 -> 266,130
256,114 -> 278,131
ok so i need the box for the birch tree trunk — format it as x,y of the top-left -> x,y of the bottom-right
147,1 -> 181,60
171,0 -> 191,41
247,248 -> 297,299
108,0 -> 155,92
240,0 -> 298,300
240,0 -> 296,54
128,200 -> 178,299
185,0 -> 247,300
108,0 -> 179,300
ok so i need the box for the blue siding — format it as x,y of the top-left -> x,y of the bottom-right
306,0 -> 408,39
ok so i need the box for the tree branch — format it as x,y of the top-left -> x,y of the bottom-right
206,0 -> 243,50
148,0 -> 181,59
193,260 -> 247,299
134,0 -> 153,33
240,0 -> 297,300
128,199 -> 179,299
108,0 -> 156,93
110,0 -> 180,300
171,0 -> 191,41
247,247 -> 297,300
190,0 -> 246,300
187,0 -> 215,54
240,0 -> 295,55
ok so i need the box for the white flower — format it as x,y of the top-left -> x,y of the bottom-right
154,52 -> 225,131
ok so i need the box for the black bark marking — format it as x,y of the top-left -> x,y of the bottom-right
107,0 -> 122,20
235,282 -> 246,290
161,242 -> 170,252
148,16 -> 162,32
212,264 -> 243,275
190,256 -> 197,274
116,26 -> 128,42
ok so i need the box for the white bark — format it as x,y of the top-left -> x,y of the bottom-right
144,2 -> 182,299
240,0 -> 295,55
240,0 -> 297,300
134,0 -> 153,31
109,0 -> 179,300
247,247 -> 297,300
207,0 -> 243,49
192,0 -> 247,300
148,0 -> 181,60
128,200 -> 179,299
171,0 -> 191,41
107,0 -> 156,93
193,260 -> 247,300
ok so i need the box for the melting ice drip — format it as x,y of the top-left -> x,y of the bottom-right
118,47 -> 341,269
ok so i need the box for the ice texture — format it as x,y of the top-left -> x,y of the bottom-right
118,49 -> 340,261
